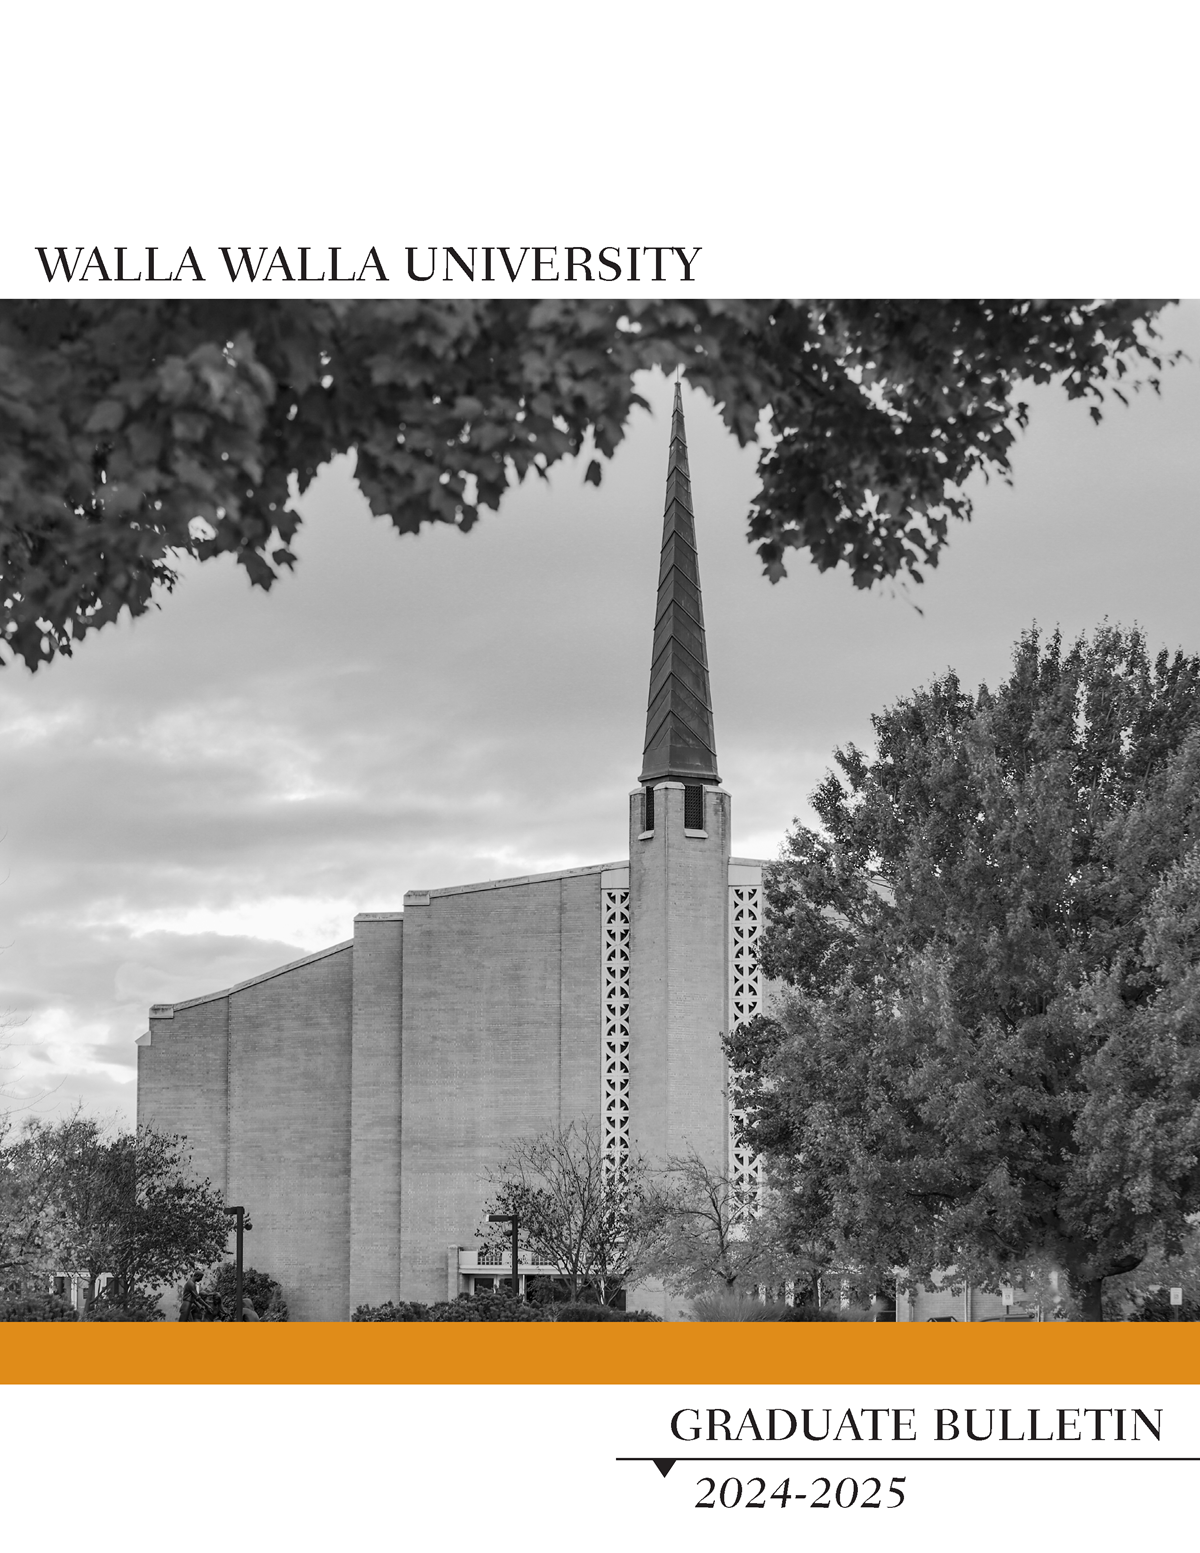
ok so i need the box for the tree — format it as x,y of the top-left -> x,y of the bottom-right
478,1118 -> 649,1304
208,1263 -> 288,1321
5,1115 -> 229,1313
0,299 -> 1176,669
0,1112 -> 58,1292
1103,1222 -> 1200,1320
0,1016 -> 75,1294
730,625 -> 1200,1321
637,1151 -> 826,1301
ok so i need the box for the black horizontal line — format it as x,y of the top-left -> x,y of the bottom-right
616,1456 -> 1196,1463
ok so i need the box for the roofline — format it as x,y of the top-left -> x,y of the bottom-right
153,938 -> 355,1015
406,860 -> 630,903
147,857 -> 772,1021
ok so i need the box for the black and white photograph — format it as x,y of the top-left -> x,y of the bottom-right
2,298 -> 1199,1329
4,8 -> 1200,1548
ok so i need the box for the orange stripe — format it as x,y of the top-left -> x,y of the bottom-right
2,1324 -> 1200,1385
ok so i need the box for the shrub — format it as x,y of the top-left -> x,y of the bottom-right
86,1289 -> 166,1322
352,1299 -> 430,1322
1125,1291 -> 1200,1322
352,1293 -> 550,1322
440,1292 -> 550,1322
259,1287 -> 288,1321
351,1294 -> 661,1322
210,1265 -> 288,1321
555,1303 -> 661,1321
688,1290 -> 848,1321
688,1290 -> 788,1321
0,1291 -> 79,1322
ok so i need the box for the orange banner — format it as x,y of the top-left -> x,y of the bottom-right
3,1324 -> 1200,1385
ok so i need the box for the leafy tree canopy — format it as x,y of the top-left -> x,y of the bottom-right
0,299 -> 1176,669
3,1115 -> 229,1312
1103,1224 -> 1200,1320
730,624 -> 1200,1320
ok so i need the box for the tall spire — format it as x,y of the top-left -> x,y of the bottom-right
639,383 -> 720,785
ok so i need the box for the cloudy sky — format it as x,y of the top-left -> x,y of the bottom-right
2,301 -> 1198,1127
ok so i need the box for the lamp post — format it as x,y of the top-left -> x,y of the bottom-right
170,1183 -> 252,1320
487,1212 -> 521,1301
225,1206 -> 252,1320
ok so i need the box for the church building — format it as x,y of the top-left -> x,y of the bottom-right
136,385 -> 770,1321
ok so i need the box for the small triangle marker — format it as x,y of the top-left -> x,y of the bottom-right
653,1458 -> 676,1478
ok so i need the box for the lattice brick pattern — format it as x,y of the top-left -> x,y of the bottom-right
602,888 -> 632,1178
729,885 -> 765,1218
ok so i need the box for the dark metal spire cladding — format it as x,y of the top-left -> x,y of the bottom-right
638,383 -> 720,785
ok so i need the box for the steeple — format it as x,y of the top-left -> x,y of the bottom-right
638,382 -> 720,785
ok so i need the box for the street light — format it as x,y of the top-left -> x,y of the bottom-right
487,1212 -> 521,1301
225,1206 -> 252,1321
169,1183 -> 252,1321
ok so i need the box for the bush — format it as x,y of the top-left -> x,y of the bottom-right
1125,1290 -> 1200,1322
86,1289 -> 166,1322
350,1294 -> 662,1322
688,1290 -> 788,1321
439,1292 -> 550,1322
0,1291 -> 79,1322
210,1265 -> 289,1321
352,1300 -> 430,1322
689,1290 -> 848,1321
353,1293 -> 550,1322
554,1303 -> 661,1321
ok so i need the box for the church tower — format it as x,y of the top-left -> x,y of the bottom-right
627,383 -> 732,1183
139,375 -> 768,1320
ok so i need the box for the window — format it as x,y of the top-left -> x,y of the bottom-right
684,785 -> 704,830
644,786 -> 655,831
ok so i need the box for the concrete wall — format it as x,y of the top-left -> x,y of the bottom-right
626,782 -> 731,1319
349,913 -> 404,1313
139,941 -> 354,1323
628,781 -> 731,1170
138,798 -> 756,1322
140,863 -> 615,1318
398,869 -> 605,1304
226,944 -> 353,1322
138,997 -> 230,1200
